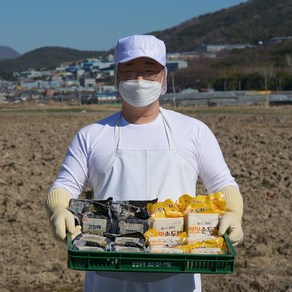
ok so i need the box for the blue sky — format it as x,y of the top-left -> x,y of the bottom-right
1,0 -> 247,54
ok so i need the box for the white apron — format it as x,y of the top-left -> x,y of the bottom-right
85,112 -> 201,292
90,111 -> 198,201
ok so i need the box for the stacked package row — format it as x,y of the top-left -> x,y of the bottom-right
145,193 -> 226,254
69,192 -> 227,254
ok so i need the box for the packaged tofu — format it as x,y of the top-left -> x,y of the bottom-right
147,200 -> 183,218
180,192 -> 226,215
74,233 -> 111,247
82,213 -> 111,235
75,246 -> 105,252
116,217 -> 149,234
109,244 -> 145,253
186,213 -> 219,237
148,236 -> 184,247
187,235 -> 218,244
110,199 -> 155,234
189,237 -> 226,254
149,246 -> 185,254
68,197 -> 113,216
149,217 -> 184,236
144,229 -> 187,247
106,232 -> 146,246
72,233 -> 112,251
176,236 -> 225,254
190,248 -> 222,254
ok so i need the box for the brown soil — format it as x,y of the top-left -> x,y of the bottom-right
1,104 -> 291,292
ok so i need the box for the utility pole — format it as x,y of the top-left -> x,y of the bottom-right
79,87 -> 82,106
264,76 -> 268,92
172,73 -> 176,107
264,77 -> 269,107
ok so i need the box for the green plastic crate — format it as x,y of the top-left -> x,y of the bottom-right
67,233 -> 236,274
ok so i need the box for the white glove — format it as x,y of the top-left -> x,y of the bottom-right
218,185 -> 244,246
45,188 -> 81,242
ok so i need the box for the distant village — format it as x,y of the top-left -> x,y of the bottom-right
1,37 -> 292,107
0,51 -> 189,105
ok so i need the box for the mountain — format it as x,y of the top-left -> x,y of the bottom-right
0,46 -> 106,78
0,0 -> 291,80
153,0 -> 292,52
0,46 -> 21,60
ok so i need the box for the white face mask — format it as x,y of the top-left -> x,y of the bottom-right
118,80 -> 162,108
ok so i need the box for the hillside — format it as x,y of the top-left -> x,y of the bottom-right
153,0 -> 292,52
0,47 -> 106,78
0,46 -> 21,61
0,0 -> 292,85
168,38 -> 292,91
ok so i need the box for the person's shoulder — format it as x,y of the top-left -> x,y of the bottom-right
161,107 -> 205,126
79,111 -> 121,134
96,111 -> 121,126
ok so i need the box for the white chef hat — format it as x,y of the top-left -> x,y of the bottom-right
114,34 -> 166,66
114,34 -> 168,95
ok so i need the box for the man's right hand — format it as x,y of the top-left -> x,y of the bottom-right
45,188 -> 81,242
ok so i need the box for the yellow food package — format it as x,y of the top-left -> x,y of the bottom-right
177,194 -> 193,210
176,236 -> 225,254
206,192 -> 226,215
147,200 -> 183,218
174,244 -> 192,253
184,201 -> 213,214
148,232 -> 188,247
149,246 -> 185,254
190,236 -> 226,254
186,213 -> 219,237
177,194 -> 206,211
144,228 -> 160,240
163,198 -> 184,217
179,192 -> 226,215
147,202 -> 170,218
187,235 -> 219,244
149,217 -> 184,236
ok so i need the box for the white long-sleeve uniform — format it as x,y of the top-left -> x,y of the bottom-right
50,107 -> 237,292
51,107 -> 237,198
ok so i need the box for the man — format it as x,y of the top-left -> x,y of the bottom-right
45,34 -> 243,292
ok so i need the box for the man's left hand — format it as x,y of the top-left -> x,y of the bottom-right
218,185 -> 244,246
